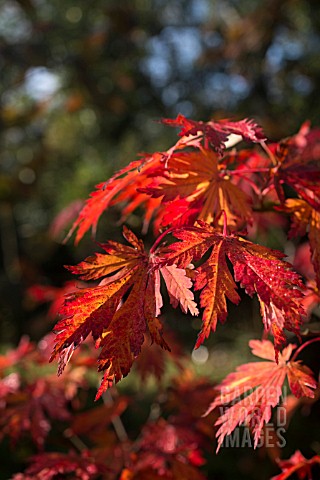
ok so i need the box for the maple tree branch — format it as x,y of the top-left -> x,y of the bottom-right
228,167 -> 271,175
64,429 -> 89,452
290,337 -> 320,363
102,389 -> 128,442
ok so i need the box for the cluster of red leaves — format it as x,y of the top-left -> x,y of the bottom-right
9,338 -> 317,480
66,115 -> 266,243
5,333 -> 217,479
48,115 -> 320,456
119,372 -> 218,480
12,451 -> 109,480
162,222 -> 305,355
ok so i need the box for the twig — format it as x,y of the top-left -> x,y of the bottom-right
102,388 -> 128,442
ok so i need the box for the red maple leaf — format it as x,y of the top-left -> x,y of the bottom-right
163,222 -> 306,356
204,340 -> 317,452
272,123 -> 320,210
68,116 -> 266,244
50,226 -> 198,399
272,450 -> 320,480
281,198 -> 320,290
161,114 -> 266,155
67,154 -> 162,244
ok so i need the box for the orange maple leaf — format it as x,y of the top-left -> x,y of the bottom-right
204,340 -> 317,452
50,227 -> 198,399
163,222 -> 306,355
142,147 -> 253,230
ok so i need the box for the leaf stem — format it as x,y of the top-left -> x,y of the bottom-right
228,168 -> 271,175
222,210 -> 228,237
290,336 -> 320,362
260,141 -> 278,166
150,227 -> 175,254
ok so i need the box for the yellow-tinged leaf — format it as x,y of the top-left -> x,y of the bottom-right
143,148 -> 253,230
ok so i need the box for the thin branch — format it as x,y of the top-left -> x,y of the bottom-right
102,389 -> 128,442
227,167 -> 271,175
64,429 -> 89,452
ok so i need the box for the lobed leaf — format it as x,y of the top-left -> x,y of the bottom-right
204,340 -> 317,452
163,222 -> 306,356
142,148 -> 253,230
67,155 -> 162,244
161,114 -> 266,155
51,227 -> 197,398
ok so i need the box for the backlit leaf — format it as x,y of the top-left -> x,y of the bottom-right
204,340 -> 317,451
51,226 -> 197,398
163,222 -> 306,355
142,147 -> 253,230
67,155 -> 162,244
161,114 -> 266,155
